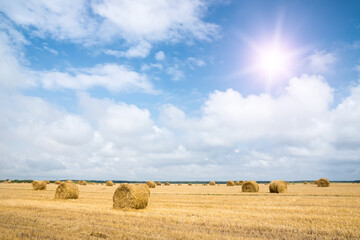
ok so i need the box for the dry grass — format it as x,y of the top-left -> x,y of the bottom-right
0,182 -> 359,239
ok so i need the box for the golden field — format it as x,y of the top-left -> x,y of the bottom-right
0,182 -> 359,239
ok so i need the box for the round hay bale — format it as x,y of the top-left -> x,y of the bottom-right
65,180 -> 73,183
316,178 -> 330,187
4,180 -> 12,183
45,180 -> 50,184
113,183 -> 149,209
209,181 -> 215,185
79,181 -> 87,185
304,182 -> 308,185
54,180 -> 61,185
106,181 -> 114,186
269,180 -> 287,193
146,181 -> 156,188
188,183 -> 192,186
239,180 -> 245,185
234,181 -> 240,185
55,182 -> 79,199
227,181 -> 235,186
32,181 -> 46,190
156,182 -> 161,186
165,182 -> 170,186
242,180 -> 259,192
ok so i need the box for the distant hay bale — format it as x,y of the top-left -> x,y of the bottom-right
202,183 -> 208,186
178,184 -> 182,186
314,180 -> 318,185
156,182 -> 161,186
269,180 -> 287,193
316,178 -> 330,187
65,180 -> 73,183
4,180 -> 11,183
55,180 -> 61,185
209,181 -> 215,185
188,183 -> 192,186
242,180 -> 259,192
234,181 -> 240,185
55,182 -> 79,199
45,180 -> 50,184
79,181 -> 87,185
106,181 -> 114,186
146,181 -> 156,188
227,181 -> 235,186
165,182 -> 170,186
32,181 -> 47,190
304,182 -> 308,185
113,183 -> 149,209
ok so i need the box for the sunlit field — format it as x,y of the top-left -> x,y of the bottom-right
0,182 -> 359,239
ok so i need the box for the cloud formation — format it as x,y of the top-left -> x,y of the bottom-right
308,50 -> 336,73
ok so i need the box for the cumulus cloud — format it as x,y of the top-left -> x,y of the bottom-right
155,51 -> 165,61
0,0 -> 95,41
1,74 -> 360,180
166,66 -> 184,81
308,50 -> 336,73
37,64 -> 155,93
91,0 -> 220,43
0,0 -> 219,56
104,41 -> 151,58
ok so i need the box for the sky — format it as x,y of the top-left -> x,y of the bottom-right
0,0 -> 360,181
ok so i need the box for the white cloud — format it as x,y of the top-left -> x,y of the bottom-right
188,57 -> 206,68
308,50 -> 336,73
37,64 -> 155,93
166,66 -> 184,81
0,0 -> 95,41
104,41 -> 151,58
1,75 -> 360,180
43,45 -> 58,55
91,0 -> 220,43
155,51 -> 165,61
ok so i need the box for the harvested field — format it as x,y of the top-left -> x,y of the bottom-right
0,182 -> 359,239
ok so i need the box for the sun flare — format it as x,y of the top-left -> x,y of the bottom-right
258,46 -> 288,77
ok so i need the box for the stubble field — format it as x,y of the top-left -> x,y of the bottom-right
0,182 -> 359,239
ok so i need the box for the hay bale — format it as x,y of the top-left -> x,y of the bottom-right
79,181 -> 87,185
3,180 -> 11,183
188,183 -> 192,186
65,180 -> 73,183
314,180 -> 318,185
316,178 -> 330,187
209,181 -> 215,185
178,184 -> 182,186
242,180 -> 259,192
55,182 -> 79,199
45,180 -> 50,184
146,181 -> 156,188
165,182 -> 170,186
156,182 -> 161,186
55,180 -> 61,185
113,183 -> 149,209
304,182 -> 308,185
227,181 -> 235,186
234,181 -> 240,185
32,181 -> 46,190
106,181 -> 114,186
269,180 -> 287,193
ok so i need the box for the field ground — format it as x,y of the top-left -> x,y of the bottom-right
0,182 -> 359,239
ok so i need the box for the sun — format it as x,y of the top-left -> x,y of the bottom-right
258,46 -> 288,77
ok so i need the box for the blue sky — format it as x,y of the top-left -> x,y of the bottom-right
0,0 -> 360,181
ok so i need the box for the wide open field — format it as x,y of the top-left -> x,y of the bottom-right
0,182 -> 359,239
